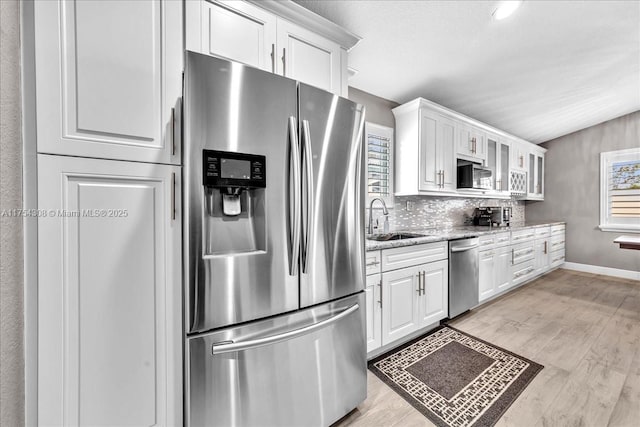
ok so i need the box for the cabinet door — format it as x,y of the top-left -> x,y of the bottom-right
37,155 -> 182,426
534,239 -> 550,275
199,0 -> 276,72
498,141 -> 510,192
439,117 -> 457,191
417,260 -> 449,327
34,0 -> 182,164
365,274 -> 382,353
479,250 -> 496,302
495,245 -> 512,292
276,18 -> 342,95
382,266 -> 421,345
458,126 -> 486,161
418,111 -> 440,191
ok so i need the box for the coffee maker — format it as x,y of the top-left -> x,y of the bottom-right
473,207 -> 511,227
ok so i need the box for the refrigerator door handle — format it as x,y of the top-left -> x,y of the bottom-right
301,119 -> 314,274
211,303 -> 360,355
289,116 -> 302,276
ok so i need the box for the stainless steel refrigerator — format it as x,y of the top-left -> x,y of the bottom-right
183,52 -> 367,427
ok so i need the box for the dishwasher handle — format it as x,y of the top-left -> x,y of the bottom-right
450,244 -> 479,253
211,303 -> 359,355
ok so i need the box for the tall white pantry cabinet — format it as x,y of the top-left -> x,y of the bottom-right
32,0 -> 183,425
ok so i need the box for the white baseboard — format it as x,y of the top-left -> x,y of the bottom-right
562,262 -> 640,281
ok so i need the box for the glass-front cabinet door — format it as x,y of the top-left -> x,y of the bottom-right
487,133 -> 510,195
527,149 -> 544,200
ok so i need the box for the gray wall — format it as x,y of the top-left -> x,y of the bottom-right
0,0 -> 25,425
349,86 -> 398,129
526,111 -> 640,272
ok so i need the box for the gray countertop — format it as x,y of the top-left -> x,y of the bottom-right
365,221 -> 565,251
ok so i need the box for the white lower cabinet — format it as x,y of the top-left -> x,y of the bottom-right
416,260 -> 448,326
495,245 -> 512,292
478,249 -> 496,301
379,242 -> 449,348
37,154 -> 182,426
381,264 -> 422,345
365,273 -> 382,353
479,244 -> 511,301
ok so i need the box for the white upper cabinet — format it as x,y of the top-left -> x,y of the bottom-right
510,139 -> 528,172
276,18 -> 342,95
189,0 -> 277,71
393,101 -> 456,195
486,133 -> 510,194
186,0 -> 359,97
457,125 -> 487,162
34,0 -> 183,164
527,146 -> 545,200
394,97 -> 545,198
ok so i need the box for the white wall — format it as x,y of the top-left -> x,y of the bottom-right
0,0 -> 25,425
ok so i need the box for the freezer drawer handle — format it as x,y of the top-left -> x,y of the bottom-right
211,303 -> 360,355
450,244 -> 479,253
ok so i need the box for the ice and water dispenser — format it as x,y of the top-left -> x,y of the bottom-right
202,149 -> 266,254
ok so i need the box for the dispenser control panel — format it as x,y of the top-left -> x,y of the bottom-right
203,150 -> 266,188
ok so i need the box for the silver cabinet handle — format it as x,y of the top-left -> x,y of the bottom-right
378,281 -> 382,308
282,48 -> 286,75
171,107 -> 176,156
211,303 -> 360,355
301,120 -> 314,274
288,116 -> 301,276
421,271 -> 426,295
544,241 -> 548,254
270,43 -> 275,73
416,272 -> 422,294
171,172 -> 176,221
441,170 -> 444,187
366,261 -> 380,267
512,248 -> 515,264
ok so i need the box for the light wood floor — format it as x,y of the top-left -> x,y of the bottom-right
335,269 -> 640,427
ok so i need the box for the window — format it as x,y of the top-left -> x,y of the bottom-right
365,122 -> 394,206
600,148 -> 640,232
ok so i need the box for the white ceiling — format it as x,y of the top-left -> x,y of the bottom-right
293,0 -> 640,143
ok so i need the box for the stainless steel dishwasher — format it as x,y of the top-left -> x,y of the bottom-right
449,237 -> 480,318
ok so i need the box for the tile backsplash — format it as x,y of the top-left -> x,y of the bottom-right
367,196 -> 525,232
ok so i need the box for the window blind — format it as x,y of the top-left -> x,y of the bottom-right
368,134 -> 390,198
609,160 -> 640,218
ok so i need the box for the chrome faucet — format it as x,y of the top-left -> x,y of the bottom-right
367,198 -> 389,234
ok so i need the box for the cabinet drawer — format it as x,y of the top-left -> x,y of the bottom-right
550,249 -> 565,268
381,241 -> 448,272
512,259 -> 535,286
511,228 -> 536,243
551,224 -> 565,235
495,232 -> 511,247
535,226 -> 551,239
550,234 -> 565,252
479,234 -> 496,248
366,251 -> 382,275
511,241 -> 535,265
479,231 -> 510,249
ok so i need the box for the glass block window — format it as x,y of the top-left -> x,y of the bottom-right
600,148 -> 640,232
365,123 -> 394,205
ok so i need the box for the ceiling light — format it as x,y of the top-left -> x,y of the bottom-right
492,1 -> 522,20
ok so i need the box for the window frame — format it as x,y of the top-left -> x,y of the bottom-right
364,122 -> 394,208
599,147 -> 640,233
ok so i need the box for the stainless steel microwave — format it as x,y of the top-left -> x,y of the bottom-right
457,161 -> 493,190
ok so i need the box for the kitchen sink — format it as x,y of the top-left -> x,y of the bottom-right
366,232 -> 425,241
